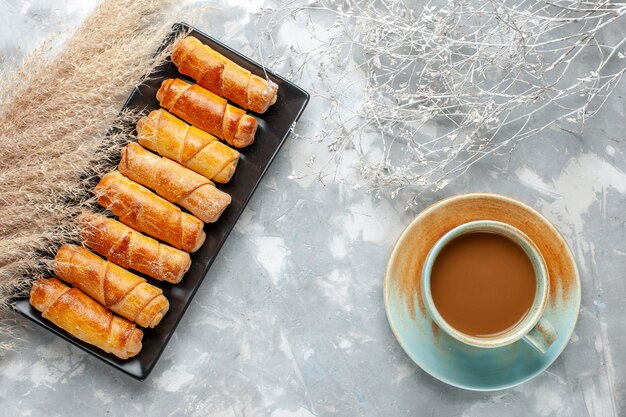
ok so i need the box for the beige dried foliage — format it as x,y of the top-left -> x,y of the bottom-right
0,0 -> 180,351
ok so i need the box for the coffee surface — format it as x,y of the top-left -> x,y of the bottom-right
430,232 -> 536,337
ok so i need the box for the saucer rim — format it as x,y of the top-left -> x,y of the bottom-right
383,192 -> 581,391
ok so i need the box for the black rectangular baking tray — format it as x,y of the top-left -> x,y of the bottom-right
13,22 -> 309,380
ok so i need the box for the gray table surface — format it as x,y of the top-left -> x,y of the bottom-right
1,1 -> 624,416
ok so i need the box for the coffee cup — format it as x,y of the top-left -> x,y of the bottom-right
422,220 -> 557,353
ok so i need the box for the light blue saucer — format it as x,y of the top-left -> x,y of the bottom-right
384,193 -> 581,391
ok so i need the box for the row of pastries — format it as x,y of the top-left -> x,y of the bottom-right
29,36 -> 279,359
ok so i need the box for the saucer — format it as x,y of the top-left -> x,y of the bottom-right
384,193 -> 581,391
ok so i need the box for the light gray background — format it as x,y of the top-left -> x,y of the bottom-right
1,1 -> 624,416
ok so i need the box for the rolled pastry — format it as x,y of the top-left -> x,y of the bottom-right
30,278 -> 143,359
54,244 -> 169,329
79,211 -> 191,284
95,171 -> 206,253
172,36 -> 278,114
136,109 -> 239,183
119,143 -> 231,223
157,78 -> 258,148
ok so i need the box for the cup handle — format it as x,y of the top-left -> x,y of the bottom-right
522,318 -> 558,354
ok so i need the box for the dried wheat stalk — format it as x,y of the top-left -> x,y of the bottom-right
0,0 -> 179,351
253,0 -> 626,205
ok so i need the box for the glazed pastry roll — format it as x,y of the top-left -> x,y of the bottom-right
157,78 -> 258,148
95,171 -> 206,253
136,109 -> 239,183
172,36 -> 278,114
79,212 -> 191,284
30,278 -> 143,359
119,143 -> 231,223
54,244 -> 169,329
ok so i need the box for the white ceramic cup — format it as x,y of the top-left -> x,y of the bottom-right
422,220 -> 558,353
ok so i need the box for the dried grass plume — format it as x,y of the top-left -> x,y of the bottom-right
0,0 -> 177,352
